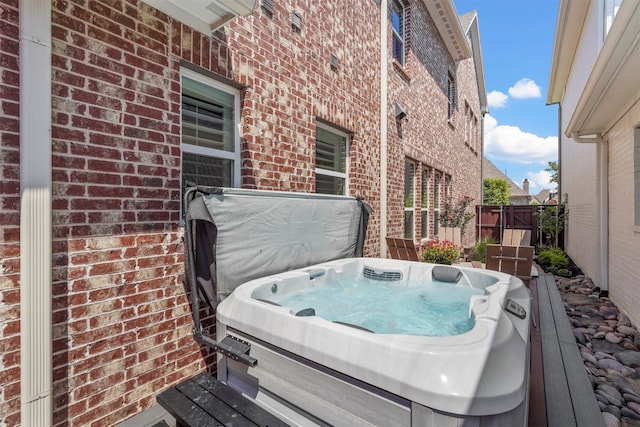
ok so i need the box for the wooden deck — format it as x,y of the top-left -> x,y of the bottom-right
529,272 -> 604,427
126,269 -> 606,427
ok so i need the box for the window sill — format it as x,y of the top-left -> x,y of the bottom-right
392,60 -> 411,83
633,225 -> 640,233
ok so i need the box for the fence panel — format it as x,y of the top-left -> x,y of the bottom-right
474,205 -> 564,249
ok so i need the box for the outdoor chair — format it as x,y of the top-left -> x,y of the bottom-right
386,237 -> 420,262
485,244 -> 534,287
501,229 -> 532,247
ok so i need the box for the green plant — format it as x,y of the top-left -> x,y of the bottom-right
440,195 -> 475,239
535,194 -> 568,247
483,178 -> 509,205
537,246 -> 570,275
422,240 -> 460,265
470,236 -> 498,263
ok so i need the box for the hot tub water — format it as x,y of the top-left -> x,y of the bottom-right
268,275 -> 485,336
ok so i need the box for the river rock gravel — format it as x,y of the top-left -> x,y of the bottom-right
557,275 -> 640,426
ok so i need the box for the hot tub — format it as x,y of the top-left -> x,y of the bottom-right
216,258 -> 531,426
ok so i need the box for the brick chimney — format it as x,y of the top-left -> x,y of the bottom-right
523,178 -> 529,195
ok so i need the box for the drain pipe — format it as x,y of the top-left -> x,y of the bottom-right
571,132 -> 609,296
379,1 -> 388,257
20,1 -> 53,425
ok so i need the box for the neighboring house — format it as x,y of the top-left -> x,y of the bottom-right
0,1 -> 485,426
483,157 -> 535,205
547,0 -> 640,326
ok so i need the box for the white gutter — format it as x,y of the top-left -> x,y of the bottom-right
20,1 -> 53,425
571,133 -> 609,294
380,1 -> 388,257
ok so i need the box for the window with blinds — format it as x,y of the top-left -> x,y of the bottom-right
404,160 -> 415,239
315,123 -> 348,195
181,69 -> 239,209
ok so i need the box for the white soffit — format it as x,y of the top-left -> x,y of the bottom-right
547,0 -> 589,104
423,0 -> 471,61
144,0 -> 257,34
566,0 -> 640,137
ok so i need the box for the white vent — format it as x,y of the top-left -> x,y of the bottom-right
262,0 -> 274,18
291,11 -> 302,33
363,266 -> 402,281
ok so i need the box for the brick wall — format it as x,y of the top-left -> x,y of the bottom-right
49,2 -> 217,425
0,0 -> 21,425
226,0 -> 383,254
3,0 -> 484,425
385,1 -> 482,244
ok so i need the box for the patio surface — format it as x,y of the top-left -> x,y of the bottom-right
529,269 -> 605,427
121,266 -> 604,427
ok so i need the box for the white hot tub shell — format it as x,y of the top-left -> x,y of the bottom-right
216,258 -> 531,427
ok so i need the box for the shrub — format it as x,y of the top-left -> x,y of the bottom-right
537,247 -> 570,275
422,240 -> 460,265
470,236 -> 498,263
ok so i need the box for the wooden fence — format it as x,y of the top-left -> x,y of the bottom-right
475,205 -> 565,249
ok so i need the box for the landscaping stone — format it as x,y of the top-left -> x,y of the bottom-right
556,274 -> 640,426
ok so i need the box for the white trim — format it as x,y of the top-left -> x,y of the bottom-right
314,122 -> 350,195
180,67 -> 241,187
20,0 -> 53,424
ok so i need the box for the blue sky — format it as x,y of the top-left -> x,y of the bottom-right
455,0 -> 560,193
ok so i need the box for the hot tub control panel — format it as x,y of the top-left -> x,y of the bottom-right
504,298 -> 527,319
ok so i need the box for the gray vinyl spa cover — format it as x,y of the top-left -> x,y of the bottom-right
184,187 -> 372,307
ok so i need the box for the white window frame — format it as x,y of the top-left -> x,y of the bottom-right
391,0 -> 405,66
404,160 -> 416,239
421,167 -> 430,239
433,171 -> 441,236
315,122 -> 349,195
602,0 -> 622,42
181,67 -> 241,185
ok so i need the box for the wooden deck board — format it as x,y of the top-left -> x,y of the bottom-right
534,273 -> 604,427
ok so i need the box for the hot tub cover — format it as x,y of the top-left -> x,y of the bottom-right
184,186 -> 372,307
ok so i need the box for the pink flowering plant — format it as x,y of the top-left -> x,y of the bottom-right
421,240 -> 460,265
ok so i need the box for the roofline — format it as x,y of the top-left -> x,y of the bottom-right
463,11 -> 488,115
423,0 -> 471,61
546,0 -> 589,105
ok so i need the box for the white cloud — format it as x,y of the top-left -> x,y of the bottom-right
484,114 -> 557,165
508,78 -> 542,99
526,170 -> 556,190
487,90 -> 508,108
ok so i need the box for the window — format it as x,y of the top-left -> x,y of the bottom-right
181,69 -> 240,205
315,123 -> 348,195
634,128 -> 640,225
261,0 -> 274,18
603,0 -> 622,39
404,160 -> 415,239
433,172 -> 441,236
391,0 -> 405,66
421,168 -> 430,239
447,72 -> 456,120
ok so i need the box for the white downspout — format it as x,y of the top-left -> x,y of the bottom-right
380,0 -> 388,257
571,132 -> 609,295
20,1 -> 53,425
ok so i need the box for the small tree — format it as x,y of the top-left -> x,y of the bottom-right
483,178 -> 509,205
440,195 -> 475,239
546,161 -> 558,184
535,194 -> 568,247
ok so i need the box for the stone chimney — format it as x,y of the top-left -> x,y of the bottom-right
523,178 -> 529,195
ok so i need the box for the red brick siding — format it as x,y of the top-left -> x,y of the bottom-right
226,1 -> 383,255
0,0 -> 21,425
385,1 -> 482,245
4,0 -> 483,425
49,2 -> 216,426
